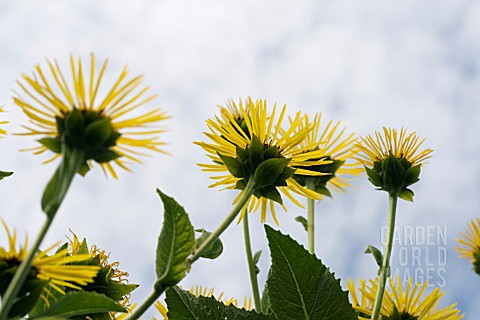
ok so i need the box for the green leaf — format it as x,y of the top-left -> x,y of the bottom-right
254,158 -> 291,188
31,292 -> 126,318
85,118 -> 112,147
314,184 -> 332,198
382,154 -> 406,195
236,146 -> 249,161
87,149 -> 121,163
258,186 -> 283,204
405,164 -> 421,186
265,225 -> 357,320
8,280 -> 47,318
217,153 -> 244,178
195,229 -> 223,260
38,137 -> 61,153
398,188 -> 414,202
249,135 -> 264,168
365,245 -> 384,275
365,166 -> 382,187
294,216 -> 308,232
156,190 -> 195,286
263,146 -> 279,160
253,250 -> 262,275
165,286 -> 271,320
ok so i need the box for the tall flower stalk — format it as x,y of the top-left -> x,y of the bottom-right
354,128 -> 432,320
289,113 -> 360,254
1,54 -> 168,319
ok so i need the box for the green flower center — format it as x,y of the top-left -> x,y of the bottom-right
38,108 -> 122,175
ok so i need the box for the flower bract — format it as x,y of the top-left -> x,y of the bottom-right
13,54 -> 169,178
348,276 -> 464,319
354,127 -> 433,200
195,98 -> 331,224
456,217 -> 480,275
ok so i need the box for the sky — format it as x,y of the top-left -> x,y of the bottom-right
0,1 -> 479,317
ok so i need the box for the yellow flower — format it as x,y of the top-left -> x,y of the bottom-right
154,285 -> 252,319
0,220 -> 100,302
456,217 -> 480,275
67,231 -> 137,319
13,54 -> 169,179
354,128 -> 433,200
347,276 -> 464,320
289,113 -> 362,196
195,98 -> 331,224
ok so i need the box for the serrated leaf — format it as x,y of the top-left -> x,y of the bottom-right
265,225 -> 357,320
294,216 -> 308,232
156,190 -> 195,286
254,158 -> 291,188
31,291 -> 125,318
165,286 -> 271,320
195,229 -> 223,260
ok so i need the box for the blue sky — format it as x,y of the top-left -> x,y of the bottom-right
0,1 -> 479,317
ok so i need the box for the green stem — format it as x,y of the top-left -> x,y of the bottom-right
127,178 -> 257,319
370,194 -> 398,320
242,210 -> 262,312
126,279 -> 166,320
306,178 -> 315,254
0,147 -> 84,319
190,178 -> 256,263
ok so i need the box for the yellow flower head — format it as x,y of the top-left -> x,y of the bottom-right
154,285 -> 252,319
456,217 -> 480,275
195,98 -> 331,224
66,231 -> 137,318
354,128 -> 433,200
347,276 -> 464,320
288,113 -> 362,197
13,54 -> 169,179
0,220 -> 100,305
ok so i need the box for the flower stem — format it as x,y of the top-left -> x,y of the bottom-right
370,194 -> 398,320
0,146 -> 85,320
126,279 -> 166,319
306,178 -> 315,254
190,178 -> 256,263
127,178 -> 257,319
242,209 -> 262,312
